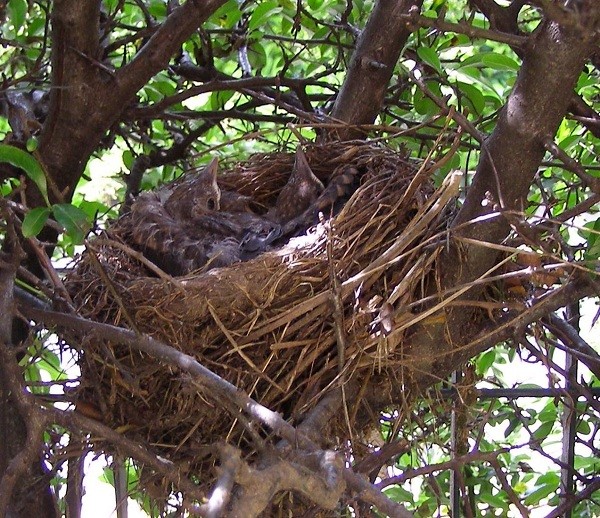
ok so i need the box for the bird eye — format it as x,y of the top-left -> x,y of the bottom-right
207,198 -> 216,211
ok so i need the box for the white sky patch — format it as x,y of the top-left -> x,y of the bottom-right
78,149 -> 125,205
81,455 -> 148,518
182,92 -> 212,110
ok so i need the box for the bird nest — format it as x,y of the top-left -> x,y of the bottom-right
65,140 -> 458,495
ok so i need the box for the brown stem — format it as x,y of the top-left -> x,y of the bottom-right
330,0 -> 424,140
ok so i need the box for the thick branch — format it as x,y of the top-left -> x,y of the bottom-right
330,0 -> 424,139
414,2 -> 600,376
116,0 -> 226,103
0,210 -> 57,517
227,450 -> 344,517
37,0 -> 226,205
36,1 -> 105,204
454,6 -> 600,272
0,341 -> 50,515
402,271 -> 595,394
544,313 -> 600,379
49,408 -> 207,503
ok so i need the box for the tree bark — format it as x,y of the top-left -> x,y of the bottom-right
408,0 -> 600,388
3,1 -> 226,514
329,0 -> 424,139
0,222 -> 57,518
34,0 -> 227,209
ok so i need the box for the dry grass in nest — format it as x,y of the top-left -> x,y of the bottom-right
65,140 -> 459,495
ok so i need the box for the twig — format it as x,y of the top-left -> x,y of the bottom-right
399,11 -> 526,47
377,448 -> 508,488
198,444 -> 241,518
16,298 -> 413,517
544,477 -> 600,518
544,313 -> 600,379
542,193 -> 600,224
325,219 -> 346,374
49,407 -> 207,504
543,138 -> 600,194
84,241 -> 140,333
92,238 -> 184,286
0,332 -> 49,514
489,458 -> 529,517
407,67 -> 484,143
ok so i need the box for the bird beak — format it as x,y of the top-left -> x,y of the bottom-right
294,146 -> 310,172
206,157 -> 219,180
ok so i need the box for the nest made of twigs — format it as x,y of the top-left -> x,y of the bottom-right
65,140 -> 458,496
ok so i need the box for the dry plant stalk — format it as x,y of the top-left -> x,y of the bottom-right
65,140 -> 457,495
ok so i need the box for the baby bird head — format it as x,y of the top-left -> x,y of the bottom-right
191,158 -> 221,216
268,146 -> 324,223
164,158 -> 221,220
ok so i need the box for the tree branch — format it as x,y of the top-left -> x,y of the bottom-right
0,206 -> 57,517
330,0 -> 424,139
402,9 -> 525,47
116,0 -> 226,102
15,295 -> 414,517
543,313 -> 600,379
403,270 -> 595,394
37,0 -> 227,204
406,2 -> 600,382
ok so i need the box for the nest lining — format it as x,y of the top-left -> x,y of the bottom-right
65,140 -> 456,495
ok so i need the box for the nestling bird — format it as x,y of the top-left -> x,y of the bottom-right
163,158 -> 221,219
266,146 -> 325,224
243,147 -> 360,251
123,149 -> 360,274
126,158 -> 279,275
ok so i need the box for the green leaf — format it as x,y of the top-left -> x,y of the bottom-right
0,145 -> 49,205
457,81 -> 485,115
26,137 -> 38,152
142,84 -> 162,103
430,0 -> 447,11
476,349 -> 496,375
538,472 -> 560,486
574,456 -> 600,470
413,82 -> 441,116
101,466 -> 114,485
248,1 -> 281,32
384,485 -> 414,504
577,418 -> 591,435
53,203 -> 91,244
307,0 -> 324,9
532,420 -> 555,442
479,491 -> 507,509
248,41 -> 268,71
524,474 -> 559,505
210,90 -> 235,110
1,178 -> 19,196
538,402 -> 557,423
122,150 -> 134,170
21,207 -> 51,238
504,416 -> 521,438
147,0 -> 167,19
77,200 -> 111,220
151,78 -> 176,97
579,218 -> 600,261
8,0 -> 28,30
458,54 -> 484,68
481,52 -> 520,71
417,46 -> 441,73
210,0 -> 242,28
24,361 -> 42,385
36,348 -> 68,381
